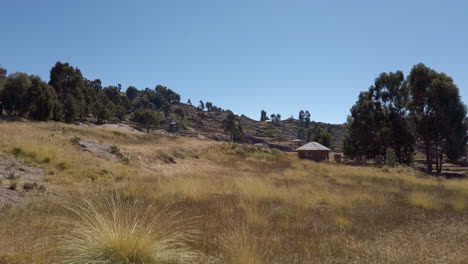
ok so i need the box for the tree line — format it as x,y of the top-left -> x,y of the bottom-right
0,62 -> 234,133
344,63 -> 467,174
0,62 -> 251,142
0,62 -> 182,125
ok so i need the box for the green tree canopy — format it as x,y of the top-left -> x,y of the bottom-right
2,73 -> 32,117
223,111 -> 244,143
344,71 -> 415,163
155,85 -> 180,104
0,67 -> 6,82
310,127 -> 331,148
260,110 -> 268,121
49,62 -> 87,121
270,113 -> 281,122
198,100 -> 205,111
27,76 -> 58,121
103,85 -> 121,105
63,94 -> 79,123
126,86 -> 139,101
206,102 -> 213,111
408,63 -> 467,173
132,109 -> 161,133
93,91 -> 114,123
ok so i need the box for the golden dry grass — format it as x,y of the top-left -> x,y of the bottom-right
0,121 -> 467,263
56,193 -> 198,264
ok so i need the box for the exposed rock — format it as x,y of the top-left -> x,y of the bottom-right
207,134 -> 231,142
267,143 -> 294,152
0,158 -> 45,184
0,187 -> 26,204
157,151 -> 177,164
78,139 -> 120,162
98,123 -> 143,133
197,134 -> 211,141
244,135 -> 272,144
0,157 -> 46,205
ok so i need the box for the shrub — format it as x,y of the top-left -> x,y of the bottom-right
109,145 -> 120,155
121,157 -> 130,165
385,148 -> 398,166
57,194 -> 198,264
109,145 -> 128,163
6,172 -> 18,180
8,180 -> 18,190
56,162 -> 68,171
37,184 -> 47,192
23,182 -> 37,191
271,149 -> 281,154
70,137 -> 81,145
11,147 -> 24,157
172,150 -> 186,159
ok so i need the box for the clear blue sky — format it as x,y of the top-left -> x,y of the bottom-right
1,0 -> 467,124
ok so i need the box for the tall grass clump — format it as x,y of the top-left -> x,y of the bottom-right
408,191 -> 441,210
219,223 -> 266,264
238,200 -> 269,227
57,194 -> 198,264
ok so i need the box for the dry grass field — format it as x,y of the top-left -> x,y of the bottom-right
0,122 -> 467,264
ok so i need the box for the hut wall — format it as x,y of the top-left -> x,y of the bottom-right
297,150 -> 329,161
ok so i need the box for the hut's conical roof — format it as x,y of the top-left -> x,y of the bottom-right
296,142 -> 331,151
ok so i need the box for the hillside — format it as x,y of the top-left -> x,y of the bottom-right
0,121 -> 466,263
159,103 -> 347,151
0,62 -> 347,151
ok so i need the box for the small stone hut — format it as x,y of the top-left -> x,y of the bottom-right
296,142 -> 331,161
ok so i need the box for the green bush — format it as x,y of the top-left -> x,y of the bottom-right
109,145 -> 120,154
70,137 -> 81,145
385,148 -> 398,166
11,147 -> 24,157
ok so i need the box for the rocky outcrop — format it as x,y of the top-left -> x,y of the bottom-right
78,139 -> 121,162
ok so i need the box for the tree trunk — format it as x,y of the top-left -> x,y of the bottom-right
425,142 -> 433,173
397,146 -> 403,164
437,152 -> 443,175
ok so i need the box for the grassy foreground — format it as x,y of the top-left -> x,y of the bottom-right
0,122 -> 467,264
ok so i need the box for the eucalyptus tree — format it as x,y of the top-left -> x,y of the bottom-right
408,63 -> 467,173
